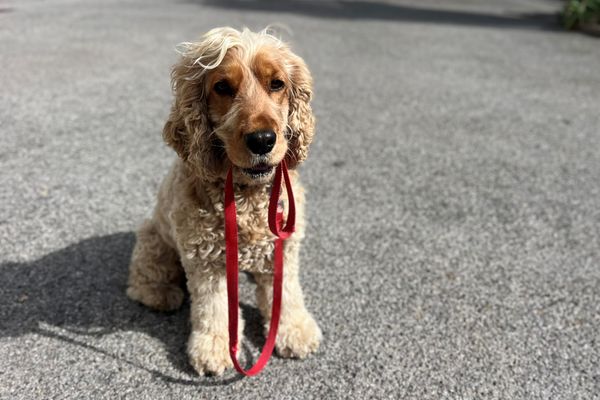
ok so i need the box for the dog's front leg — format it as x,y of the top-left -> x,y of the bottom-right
185,265 -> 243,375
254,239 -> 321,359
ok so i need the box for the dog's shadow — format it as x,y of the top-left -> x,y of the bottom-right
0,232 -> 266,385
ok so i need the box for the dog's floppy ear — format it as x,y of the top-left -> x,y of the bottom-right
286,53 -> 315,169
162,60 -> 211,161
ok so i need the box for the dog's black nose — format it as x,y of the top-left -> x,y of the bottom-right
245,131 -> 276,155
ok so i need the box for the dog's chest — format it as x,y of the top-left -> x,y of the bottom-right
235,206 -> 276,273
179,193 -> 279,274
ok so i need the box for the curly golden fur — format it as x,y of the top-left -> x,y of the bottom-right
126,27 -> 321,375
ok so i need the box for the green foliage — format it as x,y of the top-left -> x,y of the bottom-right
563,0 -> 600,29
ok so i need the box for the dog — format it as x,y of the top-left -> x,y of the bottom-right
126,27 -> 321,375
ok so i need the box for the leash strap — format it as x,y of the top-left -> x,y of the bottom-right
224,161 -> 295,376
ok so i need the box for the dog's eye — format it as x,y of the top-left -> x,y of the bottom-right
214,80 -> 233,96
269,79 -> 285,92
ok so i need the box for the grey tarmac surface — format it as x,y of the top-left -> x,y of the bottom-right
1,0 -> 599,399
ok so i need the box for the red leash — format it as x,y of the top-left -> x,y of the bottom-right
224,161 -> 295,376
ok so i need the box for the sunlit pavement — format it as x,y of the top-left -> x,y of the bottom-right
1,0 -> 599,398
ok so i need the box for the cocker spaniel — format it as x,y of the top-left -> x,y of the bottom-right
126,27 -> 321,375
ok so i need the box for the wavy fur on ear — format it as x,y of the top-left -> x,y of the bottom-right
285,53 -> 316,170
163,63 -> 203,161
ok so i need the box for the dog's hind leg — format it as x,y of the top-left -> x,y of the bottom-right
127,219 -> 185,312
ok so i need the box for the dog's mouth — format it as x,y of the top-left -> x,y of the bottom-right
242,163 -> 274,179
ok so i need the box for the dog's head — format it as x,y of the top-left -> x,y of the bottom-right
163,27 -> 315,185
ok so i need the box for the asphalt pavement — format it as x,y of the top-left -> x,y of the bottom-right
1,0 -> 599,399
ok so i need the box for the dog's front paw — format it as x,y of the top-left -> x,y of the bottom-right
275,314 -> 322,359
187,331 -> 234,376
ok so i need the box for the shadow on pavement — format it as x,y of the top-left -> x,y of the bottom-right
0,232 -> 267,386
199,0 -> 560,31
